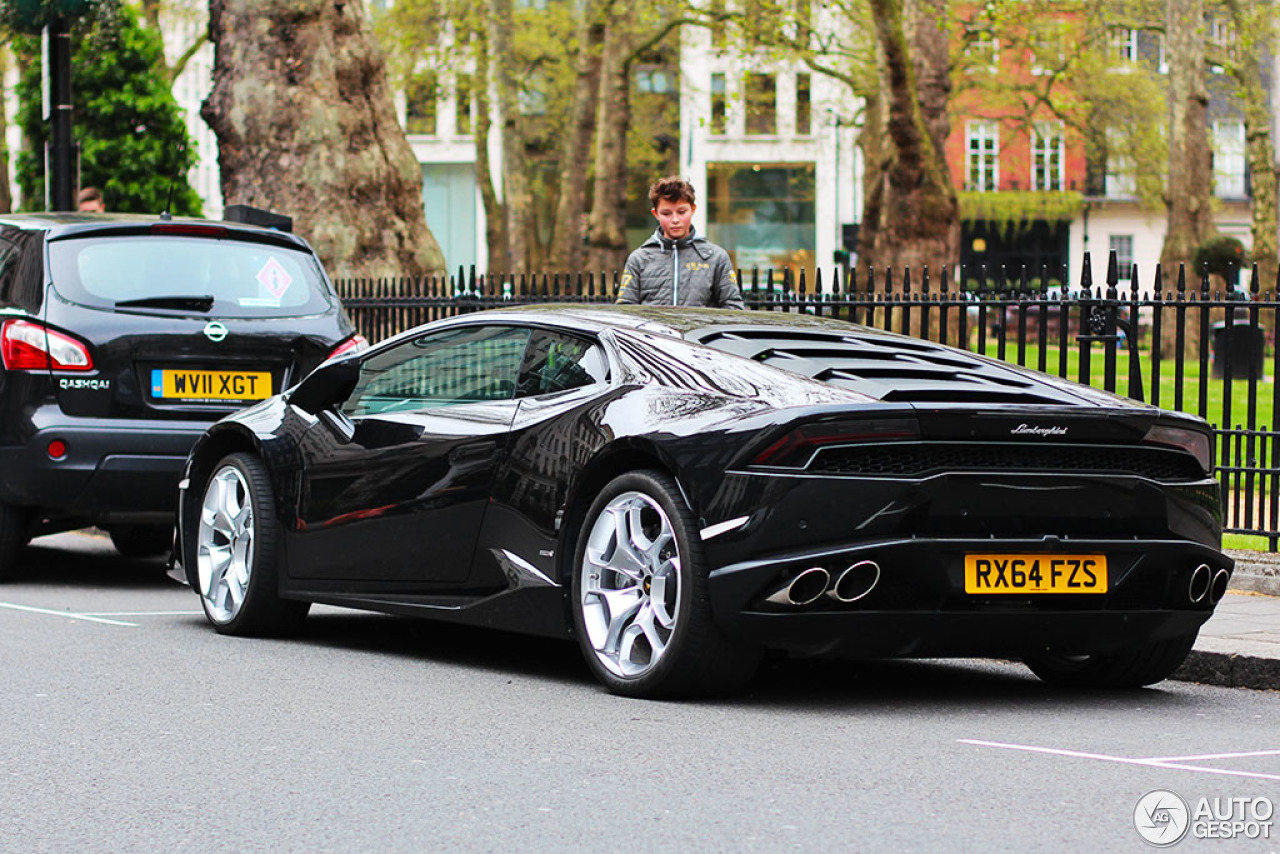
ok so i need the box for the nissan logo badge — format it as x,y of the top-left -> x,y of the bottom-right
203,321 -> 229,343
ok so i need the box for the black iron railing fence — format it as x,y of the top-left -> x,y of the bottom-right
335,252 -> 1280,548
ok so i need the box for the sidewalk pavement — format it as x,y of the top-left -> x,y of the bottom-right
1173,550 -> 1280,691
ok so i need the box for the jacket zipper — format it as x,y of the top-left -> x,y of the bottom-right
672,241 -> 679,305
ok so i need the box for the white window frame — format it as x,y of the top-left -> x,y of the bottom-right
1213,119 -> 1247,198
1109,234 -> 1134,283
1032,121 -> 1064,191
1104,129 -> 1135,198
1111,28 -> 1137,63
966,121 -> 999,192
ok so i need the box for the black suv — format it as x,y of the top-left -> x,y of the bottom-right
0,213 -> 365,576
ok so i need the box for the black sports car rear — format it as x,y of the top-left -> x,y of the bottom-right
176,305 -> 1230,698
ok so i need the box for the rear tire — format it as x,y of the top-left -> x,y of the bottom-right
192,452 -> 308,636
0,502 -> 28,581
1025,632 -> 1198,688
109,524 -> 174,558
571,469 -> 760,699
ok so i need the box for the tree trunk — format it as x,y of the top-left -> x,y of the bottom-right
1225,0 -> 1278,294
864,0 -> 959,281
1160,0 -> 1216,272
202,0 -> 444,280
489,0 -> 534,272
548,6 -> 604,272
0,50 -> 13,213
472,27 -> 508,278
584,10 -> 632,276
855,87 -> 885,272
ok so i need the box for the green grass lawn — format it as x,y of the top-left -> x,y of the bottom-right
980,342 -> 1275,430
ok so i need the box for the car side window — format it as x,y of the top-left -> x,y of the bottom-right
517,330 -> 608,397
342,325 -> 532,417
0,229 -> 45,312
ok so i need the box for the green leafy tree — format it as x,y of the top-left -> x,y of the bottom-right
15,3 -> 201,214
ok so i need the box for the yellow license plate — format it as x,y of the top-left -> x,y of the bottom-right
964,554 -> 1108,594
151,369 -> 272,401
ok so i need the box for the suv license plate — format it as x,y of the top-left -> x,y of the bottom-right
964,554 -> 1107,594
151,369 -> 272,401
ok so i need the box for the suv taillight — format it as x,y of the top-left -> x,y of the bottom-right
1,319 -> 94,371
327,334 -> 368,360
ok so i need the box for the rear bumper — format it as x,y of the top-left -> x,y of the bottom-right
708,536 -> 1232,657
0,417 -> 209,523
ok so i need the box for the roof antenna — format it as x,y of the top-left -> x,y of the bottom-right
159,141 -> 186,221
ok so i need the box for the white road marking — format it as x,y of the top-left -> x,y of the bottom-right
81,611 -> 202,617
960,739 -> 1280,782
1143,749 -> 1280,762
0,601 -> 137,626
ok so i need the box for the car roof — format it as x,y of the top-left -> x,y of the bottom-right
0,212 -> 310,250
474,303 -> 861,337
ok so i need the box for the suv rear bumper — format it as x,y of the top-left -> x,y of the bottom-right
0,416 -> 209,524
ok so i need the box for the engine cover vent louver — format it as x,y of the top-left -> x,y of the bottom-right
693,327 -> 1066,405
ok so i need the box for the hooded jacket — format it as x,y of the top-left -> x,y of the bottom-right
616,227 -> 744,309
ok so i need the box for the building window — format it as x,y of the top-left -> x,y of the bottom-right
1030,19 -> 1066,75
966,121 -> 998,191
1032,121 -> 1063,191
1105,130 -> 1135,197
706,162 -> 816,276
1109,234 -> 1134,282
745,73 -> 777,136
965,27 -> 998,71
405,71 -> 437,136
795,73 -> 811,136
1214,120 -> 1246,198
710,73 -> 727,136
455,74 -> 473,136
1111,28 -> 1137,63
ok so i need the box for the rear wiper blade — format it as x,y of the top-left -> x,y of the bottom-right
115,295 -> 215,311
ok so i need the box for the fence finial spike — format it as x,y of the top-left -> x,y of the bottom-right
1106,249 -> 1118,287
1177,263 -> 1187,291
1080,251 -> 1093,290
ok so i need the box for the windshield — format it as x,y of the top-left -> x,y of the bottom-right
47,234 -> 335,318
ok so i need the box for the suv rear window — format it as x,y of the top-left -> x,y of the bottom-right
47,235 -> 336,318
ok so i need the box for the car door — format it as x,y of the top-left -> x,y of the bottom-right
288,324 -> 531,583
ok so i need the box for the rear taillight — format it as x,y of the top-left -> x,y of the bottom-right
1,319 -> 94,372
1144,423 -> 1213,474
752,417 -> 919,467
327,334 -> 368,361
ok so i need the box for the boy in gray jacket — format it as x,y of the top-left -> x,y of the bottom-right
617,176 -> 744,308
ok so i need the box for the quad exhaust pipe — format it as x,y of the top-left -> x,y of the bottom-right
766,560 -> 881,607
1189,563 -> 1231,605
828,560 -> 881,603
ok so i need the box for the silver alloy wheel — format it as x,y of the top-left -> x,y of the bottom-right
197,463 -> 255,624
580,490 -> 682,678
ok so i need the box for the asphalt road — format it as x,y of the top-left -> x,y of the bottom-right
2,531 -> 1278,853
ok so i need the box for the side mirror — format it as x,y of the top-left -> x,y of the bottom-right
289,357 -> 361,415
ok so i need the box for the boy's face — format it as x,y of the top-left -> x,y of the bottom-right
652,198 -> 695,240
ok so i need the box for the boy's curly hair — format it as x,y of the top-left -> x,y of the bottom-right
648,176 -> 696,209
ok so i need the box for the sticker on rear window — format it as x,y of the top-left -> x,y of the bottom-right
255,257 -> 293,299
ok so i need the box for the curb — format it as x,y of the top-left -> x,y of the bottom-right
1226,549 -> 1280,597
1174,649 -> 1280,692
